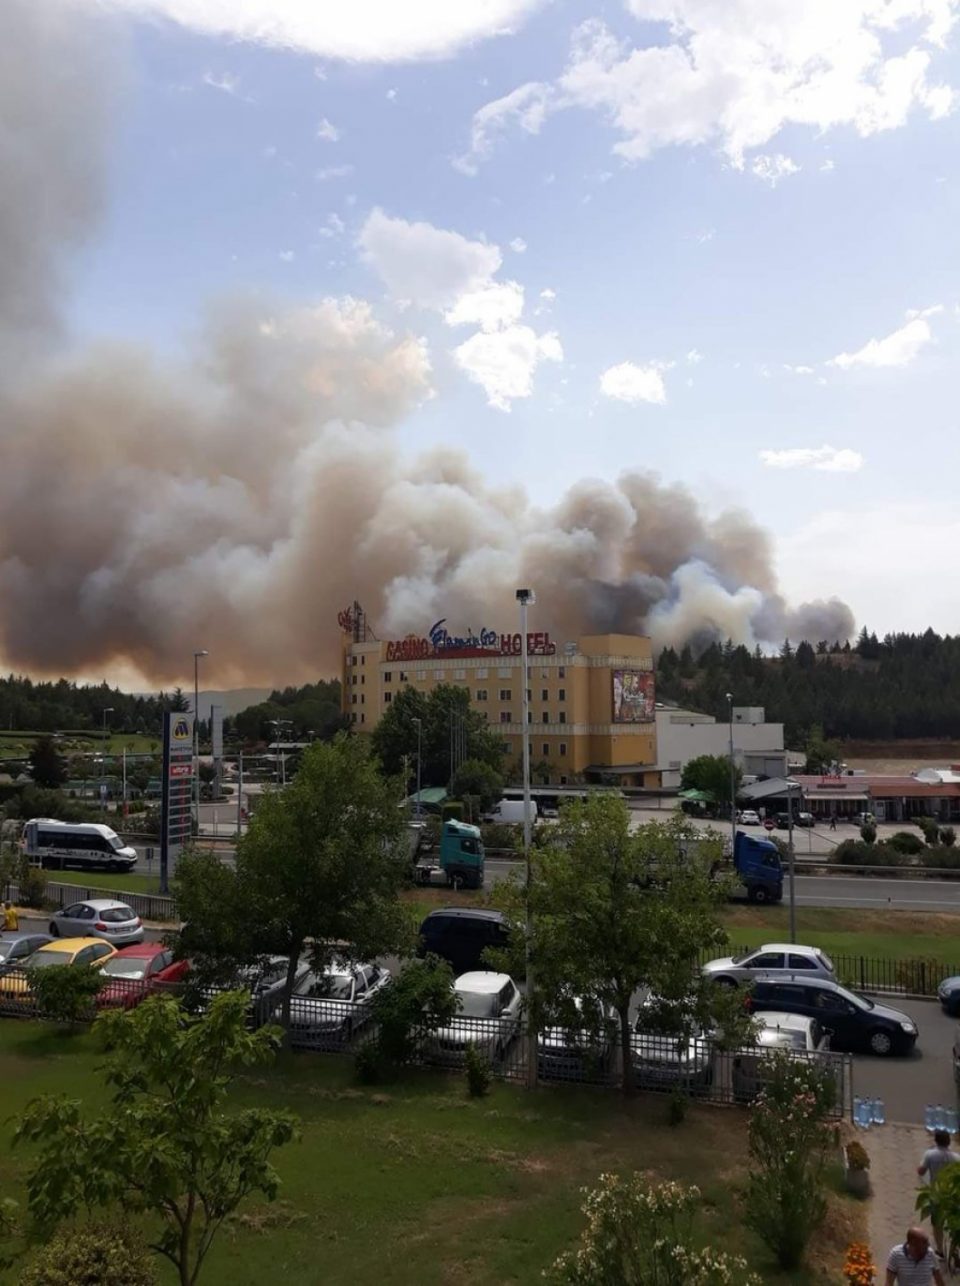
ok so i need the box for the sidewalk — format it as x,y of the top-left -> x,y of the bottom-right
867,1122 -> 934,1266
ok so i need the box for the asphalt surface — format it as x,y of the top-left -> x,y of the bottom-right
852,996 -> 957,1126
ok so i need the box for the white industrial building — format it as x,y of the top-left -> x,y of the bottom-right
655,704 -> 787,789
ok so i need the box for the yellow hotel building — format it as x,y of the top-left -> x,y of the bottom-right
339,606 -> 660,787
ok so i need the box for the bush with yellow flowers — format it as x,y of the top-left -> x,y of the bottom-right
843,1241 -> 876,1285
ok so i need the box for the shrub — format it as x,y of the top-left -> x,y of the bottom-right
888,831 -> 925,856
831,840 -> 904,869
30,963 -> 105,1024
547,1175 -> 761,1284
361,955 -> 456,1077
860,823 -> 877,844
464,1042 -> 491,1097
919,846 -> 960,870
353,1037 -> 383,1084
941,826 -> 957,848
16,863 -> 47,909
19,1221 -> 157,1286
916,816 -> 940,844
845,1140 -> 870,1171
480,821 -> 521,851
744,1054 -> 834,1269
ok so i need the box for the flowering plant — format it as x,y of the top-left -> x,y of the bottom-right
843,1241 -> 876,1284
845,1140 -> 870,1171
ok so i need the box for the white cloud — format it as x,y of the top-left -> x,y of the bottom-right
96,0 -> 546,62
820,158 -> 836,171
279,250 -> 295,262
317,164 -> 354,181
386,87 -> 397,100
316,116 -> 340,142
461,3 -> 957,171
453,326 -> 562,410
509,236 -> 527,253
444,281 -> 525,331
760,445 -> 865,472
202,70 -> 243,97
783,363 -> 815,375
358,209 -> 502,309
599,361 -> 669,405
318,212 -> 346,239
829,309 -> 940,368
751,153 -> 800,186
540,287 -> 556,300
686,348 -> 703,365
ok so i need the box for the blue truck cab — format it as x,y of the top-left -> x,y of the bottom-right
412,819 -> 485,890
732,830 -> 783,904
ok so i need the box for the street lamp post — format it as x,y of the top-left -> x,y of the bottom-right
101,707 -> 113,749
787,782 -> 798,943
726,693 -> 736,856
193,650 -> 208,830
101,708 -> 114,807
412,717 -> 423,820
516,588 -> 537,1089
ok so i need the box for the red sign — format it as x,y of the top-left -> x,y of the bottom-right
169,763 -> 193,779
385,629 -> 557,664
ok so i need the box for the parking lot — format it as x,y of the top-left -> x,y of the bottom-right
852,996 -> 956,1125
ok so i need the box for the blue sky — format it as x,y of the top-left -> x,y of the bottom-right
5,1 -> 960,684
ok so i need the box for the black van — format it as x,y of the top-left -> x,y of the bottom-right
416,908 -> 511,976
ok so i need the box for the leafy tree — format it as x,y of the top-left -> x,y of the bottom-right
802,724 -> 841,775
371,683 -> 505,787
358,955 -> 457,1078
29,963 -> 105,1024
166,688 -> 190,713
493,800 -> 743,1094
177,734 -> 409,1031
450,758 -> 504,816
28,736 -> 68,789
680,754 -> 740,806
15,992 -> 296,1286
19,1222 -> 157,1286
233,680 -> 344,744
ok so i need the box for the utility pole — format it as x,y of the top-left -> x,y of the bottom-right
517,588 -> 537,1089
413,718 -> 422,820
787,783 -> 797,943
726,692 -> 736,857
193,649 -> 208,832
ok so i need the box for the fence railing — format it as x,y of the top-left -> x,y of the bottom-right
708,945 -> 955,998
0,971 -> 849,1115
4,877 -> 178,924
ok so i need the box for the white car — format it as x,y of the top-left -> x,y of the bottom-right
48,899 -> 144,946
738,810 -> 761,826
278,960 -> 391,1049
732,1011 -> 831,1101
424,970 -> 522,1066
702,943 -> 836,987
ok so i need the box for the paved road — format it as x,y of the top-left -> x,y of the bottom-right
853,997 -> 957,1126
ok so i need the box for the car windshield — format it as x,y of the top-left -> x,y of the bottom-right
760,1029 -> 806,1049
0,944 -> 13,962
817,950 -> 835,972
458,991 -> 496,1018
102,957 -> 148,980
305,974 -> 353,1000
28,951 -> 74,969
731,952 -> 752,964
99,907 -> 136,923
836,983 -> 872,1010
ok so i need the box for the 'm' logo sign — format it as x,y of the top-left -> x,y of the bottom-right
172,717 -> 191,741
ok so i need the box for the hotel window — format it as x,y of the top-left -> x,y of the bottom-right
560,774 -> 567,784
399,671 -> 407,682
542,712 -> 549,723
360,713 -> 365,723
384,671 -> 392,683
558,688 -> 566,701
499,711 -> 512,723
559,712 -> 566,724
361,655 -> 365,665
416,670 -> 426,681
352,675 -> 357,686
499,688 -> 511,701
541,688 -> 549,701
528,711 -> 533,723
360,674 -> 365,685
559,743 -> 567,756
497,667 -> 511,678
384,691 -> 392,704
476,689 -> 488,701
434,670 -> 443,680
360,694 -> 365,704
526,688 -> 532,701
351,712 -> 357,723
542,743 -> 550,757
351,695 -> 357,705
477,668 -> 488,679
454,669 -> 466,680
558,666 -> 565,678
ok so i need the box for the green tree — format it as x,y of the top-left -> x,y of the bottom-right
166,688 -> 190,712
450,758 -> 504,816
28,736 -> 68,789
372,683 -> 505,786
493,800 -> 743,1094
29,963 -> 105,1024
802,724 -> 841,775
177,734 -> 409,1031
15,992 -> 296,1286
680,754 -> 740,807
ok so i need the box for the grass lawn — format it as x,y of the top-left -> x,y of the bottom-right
0,1020 -> 861,1285
0,731 -> 161,758
38,868 -> 165,896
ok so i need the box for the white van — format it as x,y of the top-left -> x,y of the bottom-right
486,799 -> 538,825
21,819 -> 138,872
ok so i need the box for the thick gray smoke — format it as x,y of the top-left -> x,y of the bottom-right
0,2 -> 854,686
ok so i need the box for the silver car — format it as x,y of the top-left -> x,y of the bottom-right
631,1026 -> 714,1090
425,971 -> 523,1066
702,942 -> 835,987
49,899 -> 144,945
538,996 -> 616,1083
0,932 -> 53,976
281,960 -> 392,1049
732,1011 -> 832,1102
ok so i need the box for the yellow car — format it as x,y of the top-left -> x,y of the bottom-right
0,937 -> 118,1004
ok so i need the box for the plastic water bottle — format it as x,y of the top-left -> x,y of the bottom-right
860,1099 -> 873,1129
925,1104 -> 936,1131
854,1097 -> 863,1128
873,1098 -> 886,1126
936,1104 -> 947,1130
947,1106 -> 958,1135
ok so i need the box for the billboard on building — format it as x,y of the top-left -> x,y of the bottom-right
612,670 -> 655,723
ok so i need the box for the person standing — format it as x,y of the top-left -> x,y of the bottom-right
919,1131 -> 960,1258
2,901 -> 18,932
886,1228 -> 945,1284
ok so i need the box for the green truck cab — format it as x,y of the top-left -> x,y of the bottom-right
412,819 -> 485,890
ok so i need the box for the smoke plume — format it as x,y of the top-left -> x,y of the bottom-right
0,2 -> 854,686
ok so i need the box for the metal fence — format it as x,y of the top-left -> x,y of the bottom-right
0,973 -> 850,1115
4,877 -> 177,924
717,944 -> 956,999
0,968 -> 179,1020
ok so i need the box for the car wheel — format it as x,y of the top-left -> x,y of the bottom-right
48,922 -> 59,937
749,886 -> 771,905
449,871 -> 464,891
715,975 -> 737,988
868,1027 -> 894,1056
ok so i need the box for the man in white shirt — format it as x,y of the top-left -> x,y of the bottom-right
886,1228 -> 945,1285
918,1130 -> 960,1258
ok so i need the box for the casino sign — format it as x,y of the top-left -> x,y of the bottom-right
384,618 -> 556,664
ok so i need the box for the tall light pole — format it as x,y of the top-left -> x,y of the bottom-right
726,692 -> 736,857
267,718 -> 292,788
516,587 -> 537,1089
101,706 -> 113,751
786,781 -> 798,943
101,708 -> 114,807
193,649 -> 208,830
412,717 -> 423,820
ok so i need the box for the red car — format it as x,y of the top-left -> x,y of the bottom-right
96,944 -> 190,1009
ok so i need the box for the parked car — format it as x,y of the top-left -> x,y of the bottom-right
953,1027 -> 960,1088
731,1011 -> 831,1101
0,932 -> 53,977
96,944 -> 190,1009
702,943 -> 836,987
279,960 -> 391,1049
631,1021 -> 714,1091
416,907 -> 511,976
796,812 -> 815,827
852,812 -> 876,827
746,973 -> 918,1056
938,976 -> 960,1017
538,996 -> 616,1082
423,971 -> 522,1065
237,955 -> 311,1026
49,899 -> 144,946
0,937 -> 117,1004
737,809 -> 761,826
